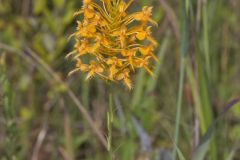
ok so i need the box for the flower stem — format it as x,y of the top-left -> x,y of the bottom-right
107,84 -> 114,159
172,0 -> 188,158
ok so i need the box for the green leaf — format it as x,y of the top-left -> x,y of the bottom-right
53,0 -> 65,8
33,0 -> 46,14
192,141 -> 209,160
193,96 -> 240,160
176,146 -> 186,160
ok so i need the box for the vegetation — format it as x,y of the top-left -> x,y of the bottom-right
0,0 -> 240,159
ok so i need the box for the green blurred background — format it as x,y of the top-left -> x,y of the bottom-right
0,0 -> 240,159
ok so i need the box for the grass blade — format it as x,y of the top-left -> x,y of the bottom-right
193,96 -> 240,160
173,0 -> 189,158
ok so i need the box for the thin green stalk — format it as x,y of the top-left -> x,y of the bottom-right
202,0 -> 211,78
173,0 -> 188,159
107,85 -> 114,159
196,50 -> 217,160
186,61 -> 206,132
173,57 -> 186,159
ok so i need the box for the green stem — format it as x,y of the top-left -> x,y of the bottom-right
173,0 -> 188,159
173,57 -> 186,159
203,0 -> 211,78
107,85 -> 113,159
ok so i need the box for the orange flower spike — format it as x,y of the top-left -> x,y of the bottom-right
134,56 -> 155,77
74,0 -> 94,18
136,30 -> 147,40
68,59 -> 89,76
75,21 -> 83,37
95,34 -> 110,47
139,45 -> 159,61
127,25 -> 156,44
107,57 -> 123,66
73,40 -> 90,59
118,1 -> 127,16
86,61 -> 104,80
82,0 -> 95,19
109,66 -> 117,80
119,26 -> 127,48
74,39 -> 81,51
122,49 -> 136,70
122,69 -> 132,90
84,0 -> 92,5
68,0 -> 158,89
116,68 -> 132,90
133,6 -> 158,26
79,21 -> 97,37
135,26 -> 157,47
108,57 -> 123,79
124,78 -> 132,90
85,6 -> 95,19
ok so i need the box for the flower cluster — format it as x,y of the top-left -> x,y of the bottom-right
68,0 -> 158,89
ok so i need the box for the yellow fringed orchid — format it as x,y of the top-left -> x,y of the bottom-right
67,0 -> 158,89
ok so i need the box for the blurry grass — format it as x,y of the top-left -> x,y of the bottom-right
0,63 -> 20,159
0,43 -> 108,158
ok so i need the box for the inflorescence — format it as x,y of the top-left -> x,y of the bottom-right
67,0 -> 158,89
